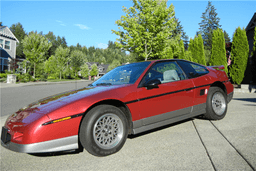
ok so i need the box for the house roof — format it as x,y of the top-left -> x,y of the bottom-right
0,26 -> 19,43
246,13 -> 256,32
86,62 -> 99,66
98,64 -> 109,74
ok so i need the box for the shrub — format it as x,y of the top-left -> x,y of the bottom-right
39,73 -> 48,81
0,73 -> 7,78
229,27 -> 249,84
47,76 -> 56,80
17,73 -> 32,83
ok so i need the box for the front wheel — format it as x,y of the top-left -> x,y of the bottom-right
204,87 -> 227,120
79,105 -> 128,156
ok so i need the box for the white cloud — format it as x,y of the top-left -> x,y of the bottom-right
98,43 -> 108,49
74,24 -> 90,30
56,20 -> 66,26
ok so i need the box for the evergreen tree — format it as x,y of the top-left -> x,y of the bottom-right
198,1 -> 221,51
190,36 -> 199,63
173,18 -> 189,49
45,32 -> 67,57
10,22 -> 27,58
112,0 -> 177,61
209,28 -> 227,73
224,30 -> 231,43
229,27 -> 249,84
194,36 -> 199,63
198,34 -> 206,65
179,40 -> 185,60
188,38 -> 195,62
184,50 -> 192,61
0,22 -> 3,26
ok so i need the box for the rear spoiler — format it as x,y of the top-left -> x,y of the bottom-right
208,65 -> 225,71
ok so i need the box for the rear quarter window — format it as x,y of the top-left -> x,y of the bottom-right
177,60 -> 209,78
190,63 -> 209,75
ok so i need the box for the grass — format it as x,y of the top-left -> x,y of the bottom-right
0,78 -> 7,82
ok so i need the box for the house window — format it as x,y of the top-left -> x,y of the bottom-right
0,39 -> 3,48
5,41 -> 10,50
0,58 -> 9,72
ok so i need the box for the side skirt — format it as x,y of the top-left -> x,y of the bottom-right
1,135 -> 78,153
132,104 -> 206,134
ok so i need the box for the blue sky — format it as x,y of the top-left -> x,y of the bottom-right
1,1 -> 255,49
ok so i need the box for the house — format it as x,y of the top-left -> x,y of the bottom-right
246,12 -> 256,55
0,26 -> 19,73
86,62 -> 109,77
243,12 -> 256,84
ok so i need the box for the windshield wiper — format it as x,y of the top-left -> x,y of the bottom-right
96,83 -> 112,86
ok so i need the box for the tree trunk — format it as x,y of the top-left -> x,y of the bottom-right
145,40 -> 147,61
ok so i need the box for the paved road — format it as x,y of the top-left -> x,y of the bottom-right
0,82 -> 255,171
0,81 -> 91,117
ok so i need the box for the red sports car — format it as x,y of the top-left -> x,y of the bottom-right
1,59 -> 233,156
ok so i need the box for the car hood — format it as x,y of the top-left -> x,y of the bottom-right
5,85 -> 129,126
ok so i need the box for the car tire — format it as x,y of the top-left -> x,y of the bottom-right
204,87 -> 227,120
79,105 -> 128,156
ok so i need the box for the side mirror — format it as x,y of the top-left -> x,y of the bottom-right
144,79 -> 161,90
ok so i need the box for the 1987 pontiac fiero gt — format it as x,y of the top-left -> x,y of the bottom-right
1,59 -> 233,156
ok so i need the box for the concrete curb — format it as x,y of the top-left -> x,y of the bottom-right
0,80 -> 92,89
234,84 -> 256,94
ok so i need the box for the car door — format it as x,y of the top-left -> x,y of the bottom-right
177,60 -> 211,107
136,61 -> 195,126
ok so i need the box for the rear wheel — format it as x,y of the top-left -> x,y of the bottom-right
79,105 -> 128,156
204,87 -> 227,120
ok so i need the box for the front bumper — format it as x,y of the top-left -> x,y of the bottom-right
1,133 -> 79,153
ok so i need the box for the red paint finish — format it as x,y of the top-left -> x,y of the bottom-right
2,59 -> 234,148
137,79 -> 194,119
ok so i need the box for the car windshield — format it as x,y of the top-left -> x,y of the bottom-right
91,62 -> 151,86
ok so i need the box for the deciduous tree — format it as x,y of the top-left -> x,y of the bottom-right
112,0 -> 177,61
55,46 -> 70,79
107,59 -> 121,72
80,63 -> 89,78
70,50 -> 86,77
22,31 -> 52,78
90,63 -> 98,77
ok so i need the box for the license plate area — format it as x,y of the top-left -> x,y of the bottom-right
1,127 -> 11,144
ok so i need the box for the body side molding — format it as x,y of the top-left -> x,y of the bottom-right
132,103 -> 206,134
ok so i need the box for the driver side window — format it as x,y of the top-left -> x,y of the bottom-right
145,61 -> 185,84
